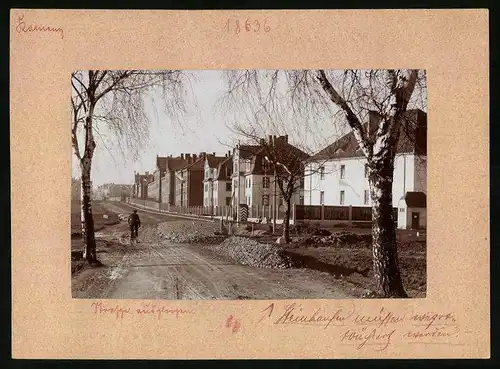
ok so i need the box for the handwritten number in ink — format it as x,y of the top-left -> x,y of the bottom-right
225,18 -> 271,34
253,20 -> 260,32
264,18 -> 271,32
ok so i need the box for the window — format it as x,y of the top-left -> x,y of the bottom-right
263,176 -> 270,188
400,208 -> 405,212
320,166 -> 325,180
340,165 -> 346,179
320,191 -> 325,205
262,194 -> 269,206
226,182 -> 232,191
204,183 -> 208,192
340,190 -> 345,205
248,178 -> 251,188
226,197 -> 231,206
262,158 -> 270,172
364,164 -> 369,178
364,190 -> 369,205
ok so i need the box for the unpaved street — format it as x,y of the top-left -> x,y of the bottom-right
72,202 -> 358,300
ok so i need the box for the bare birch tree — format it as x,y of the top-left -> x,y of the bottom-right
71,70 -> 193,265
219,69 -> 427,298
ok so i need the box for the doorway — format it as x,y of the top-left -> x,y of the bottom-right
411,212 -> 420,229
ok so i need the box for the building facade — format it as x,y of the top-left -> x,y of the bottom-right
232,135 -> 307,208
134,172 -> 154,199
203,152 -> 232,207
304,109 -> 427,209
175,153 -> 211,207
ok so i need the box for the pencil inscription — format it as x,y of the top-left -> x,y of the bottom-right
15,14 -> 64,39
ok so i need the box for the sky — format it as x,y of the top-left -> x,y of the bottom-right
71,70 -> 426,187
71,70 -> 344,186
72,71 -> 235,186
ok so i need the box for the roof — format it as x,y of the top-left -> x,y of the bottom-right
238,145 -> 262,159
166,157 -> 190,171
247,138 -> 310,176
156,156 -> 168,171
216,156 -> 233,181
181,156 -> 205,171
404,191 -> 426,208
206,155 -> 227,168
311,109 -> 427,161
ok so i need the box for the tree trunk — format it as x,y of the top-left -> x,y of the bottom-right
282,199 -> 291,243
369,162 -> 407,298
80,101 -> 98,265
81,167 -> 97,264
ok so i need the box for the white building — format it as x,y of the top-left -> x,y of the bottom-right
304,109 -> 427,229
232,135 -> 307,208
203,152 -> 233,207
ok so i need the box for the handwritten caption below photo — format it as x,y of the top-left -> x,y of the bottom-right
257,302 -> 466,351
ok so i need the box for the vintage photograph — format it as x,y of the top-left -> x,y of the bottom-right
71,69 -> 427,300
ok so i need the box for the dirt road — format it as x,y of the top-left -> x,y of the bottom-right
72,202 -> 358,300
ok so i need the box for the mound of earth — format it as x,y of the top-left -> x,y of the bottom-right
294,231 -> 372,248
213,236 -> 293,269
156,221 -> 225,244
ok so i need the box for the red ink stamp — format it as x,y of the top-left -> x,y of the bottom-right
226,315 -> 241,333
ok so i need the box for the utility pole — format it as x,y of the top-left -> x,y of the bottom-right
236,141 -> 240,226
158,167 -> 162,209
273,162 -> 277,235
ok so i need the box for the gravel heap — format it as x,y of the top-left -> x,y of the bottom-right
156,221 -> 226,244
295,231 -> 372,248
213,236 -> 293,269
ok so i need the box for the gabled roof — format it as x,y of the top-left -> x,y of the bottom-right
206,155 -> 227,168
311,109 -> 427,161
156,156 -> 168,171
216,156 -> 233,181
404,191 -> 426,208
238,145 -> 262,159
167,157 -> 190,171
249,139 -> 310,176
181,156 -> 205,171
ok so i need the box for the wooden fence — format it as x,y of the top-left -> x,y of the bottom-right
295,204 -> 398,222
127,198 -> 396,224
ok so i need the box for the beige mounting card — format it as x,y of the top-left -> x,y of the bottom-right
10,9 -> 489,359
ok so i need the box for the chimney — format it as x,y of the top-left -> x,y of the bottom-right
259,138 -> 265,146
284,135 -> 288,142
181,153 -> 184,159
193,154 -> 197,162
212,152 -> 216,157
185,153 -> 191,163
228,150 -> 231,157
268,135 -> 272,144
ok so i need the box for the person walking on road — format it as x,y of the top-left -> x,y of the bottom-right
128,209 -> 141,244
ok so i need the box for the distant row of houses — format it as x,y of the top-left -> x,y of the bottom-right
94,183 -> 132,201
133,134 -> 306,210
133,109 -> 427,227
